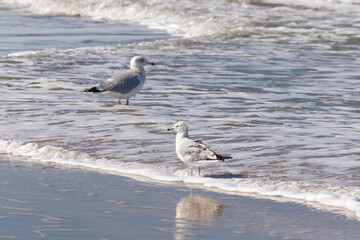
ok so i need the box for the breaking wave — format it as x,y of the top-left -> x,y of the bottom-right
2,0 -> 360,42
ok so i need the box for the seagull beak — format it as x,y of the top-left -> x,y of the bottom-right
147,61 -> 155,66
167,127 -> 173,131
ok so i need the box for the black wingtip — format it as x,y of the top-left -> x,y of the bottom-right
216,154 -> 232,161
83,86 -> 104,93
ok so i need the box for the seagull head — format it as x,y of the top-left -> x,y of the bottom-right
130,55 -> 155,69
167,121 -> 189,134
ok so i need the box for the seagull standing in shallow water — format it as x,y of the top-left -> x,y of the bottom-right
167,121 -> 232,176
83,55 -> 155,105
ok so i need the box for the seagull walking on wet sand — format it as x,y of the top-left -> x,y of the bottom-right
83,55 -> 155,105
167,121 -> 232,176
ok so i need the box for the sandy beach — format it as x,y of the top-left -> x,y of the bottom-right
1,155 -> 360,240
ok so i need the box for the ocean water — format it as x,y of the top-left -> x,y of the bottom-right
1,0 -> 360,218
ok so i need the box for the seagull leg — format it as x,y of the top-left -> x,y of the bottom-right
198,167 -> 201,176
190,168 -> 193,176
126,99 -> 129,105
118,99 -> 121,105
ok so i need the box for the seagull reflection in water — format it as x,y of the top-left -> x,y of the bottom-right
174,190 -> 224,240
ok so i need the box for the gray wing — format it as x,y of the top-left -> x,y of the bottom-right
179,139 -> 218,162
98,71 -> 142,94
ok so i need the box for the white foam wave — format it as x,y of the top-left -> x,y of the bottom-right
4,39 -> 184,58
265,0 -> 360,8
0,140 -> 181,182
1,0 -> 225,38
1,139 -> 360,219
7,50 -> 40,57
2,0 -> 359,42
5,44 -> 132,59
6,46 -> 103,58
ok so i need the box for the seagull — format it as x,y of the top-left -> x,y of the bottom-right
167,121 -> 231,176
83,55 -> 155,105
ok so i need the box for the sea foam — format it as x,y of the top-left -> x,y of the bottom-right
0,0 -> 223,38
1,139 -> 360,219
3,0 -> 358,41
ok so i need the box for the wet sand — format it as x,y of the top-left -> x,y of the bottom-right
1,155 -> 360,240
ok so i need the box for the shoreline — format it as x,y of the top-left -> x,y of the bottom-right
1,155 -> 360,240
1,139 -> 359,222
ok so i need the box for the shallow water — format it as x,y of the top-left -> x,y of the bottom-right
1,0 -> 360,218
